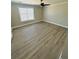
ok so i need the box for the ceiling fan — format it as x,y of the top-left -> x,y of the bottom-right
40,0 -> 50,7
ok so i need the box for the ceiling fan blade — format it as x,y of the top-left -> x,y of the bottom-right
41,0 -> 43,2
44,4 -> 50,6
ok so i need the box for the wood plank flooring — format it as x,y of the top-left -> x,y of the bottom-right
12,22 -> 68,59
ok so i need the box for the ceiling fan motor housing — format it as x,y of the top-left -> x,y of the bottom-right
41,3 -> 45,6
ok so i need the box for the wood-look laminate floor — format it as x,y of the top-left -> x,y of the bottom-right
12,22 -> 68,59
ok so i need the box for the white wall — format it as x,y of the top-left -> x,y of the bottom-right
11,2 -> 43,27
43,2 -> 68,28
11,2 -> 68,28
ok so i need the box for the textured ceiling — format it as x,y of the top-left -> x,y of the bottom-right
11,0 -> 67,5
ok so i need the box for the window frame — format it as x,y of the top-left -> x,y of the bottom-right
18,7 -> 35,22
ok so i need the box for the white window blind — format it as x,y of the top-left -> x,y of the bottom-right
18,8 -> 34,22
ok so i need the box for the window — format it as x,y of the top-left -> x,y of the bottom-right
18,7 -> 34,22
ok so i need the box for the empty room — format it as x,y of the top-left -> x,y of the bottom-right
11,0 -> 68,59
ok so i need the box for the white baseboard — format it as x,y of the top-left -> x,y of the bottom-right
12,20 -> 68,30
12,20 -> 42,30
43,20 -> 68,28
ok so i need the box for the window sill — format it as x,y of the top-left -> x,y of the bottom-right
21,19 -> 35,22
